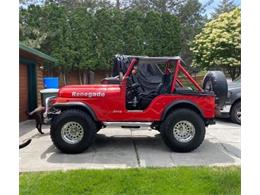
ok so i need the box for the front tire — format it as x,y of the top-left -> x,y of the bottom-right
160,109 -> 205,152
50,109 -> 97,154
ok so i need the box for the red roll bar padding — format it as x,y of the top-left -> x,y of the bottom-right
123,58 -> 138,79
171,60 -> 180,93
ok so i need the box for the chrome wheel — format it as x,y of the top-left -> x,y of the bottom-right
61,122 -> 84,144
173,120 -> 195,143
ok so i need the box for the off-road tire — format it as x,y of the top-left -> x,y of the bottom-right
230,101 -> 241,124
50,109 -> 97,154
160,109 -> 205,152
203,71 -> 228,108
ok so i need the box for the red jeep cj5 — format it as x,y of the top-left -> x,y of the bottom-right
44,55 -> 227,154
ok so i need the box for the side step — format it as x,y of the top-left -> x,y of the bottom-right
121,126 -> 140,128
103,122 -> 152,128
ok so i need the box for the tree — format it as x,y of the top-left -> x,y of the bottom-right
129,0 -> 151,12
19,0 -> 45,7
129,0 -> 186,13
122,10 -> 146,55
175,0 -> 207,64
47,0 -> 112,9
69,7 -> 96,84
127,0 -> 207,64
20,2 -> 182,77
20,4 -> 80,83
191,8 -> 241,80
93,8 -> 125,70
150,0 -> 186,13
19,4 -> 47,48
142,11 -> 181,56
211,0 -> 238,18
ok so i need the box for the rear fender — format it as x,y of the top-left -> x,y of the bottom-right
161,100 -> 204,121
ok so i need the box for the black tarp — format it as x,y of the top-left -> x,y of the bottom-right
135,64 -> 163,93
112,55 -> 164,93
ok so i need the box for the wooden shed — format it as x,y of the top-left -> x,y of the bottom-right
19,43 -> 57,121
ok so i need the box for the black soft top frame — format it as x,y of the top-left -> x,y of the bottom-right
120,55 -> 183,65
112,54 -> 185,76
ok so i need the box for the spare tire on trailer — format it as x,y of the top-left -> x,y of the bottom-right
202,71 -> 228,108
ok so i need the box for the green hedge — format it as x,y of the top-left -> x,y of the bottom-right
20,5 -> 181,71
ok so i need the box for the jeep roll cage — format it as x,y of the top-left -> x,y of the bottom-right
118,55 -> 203,93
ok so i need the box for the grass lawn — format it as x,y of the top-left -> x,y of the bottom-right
20,166 -> 240,195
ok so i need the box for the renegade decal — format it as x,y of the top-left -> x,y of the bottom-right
72,91 -> 105,97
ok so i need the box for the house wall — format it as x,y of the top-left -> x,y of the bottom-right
43,69 -> 109,86
19,63 -> 29,121
94,70 -> 108,84
19,62 -> 44,121
68,71 -> 80,85
36,63 -> 44,106
20,46 -> 59,122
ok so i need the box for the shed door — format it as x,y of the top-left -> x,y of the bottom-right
27,64 -> 37,111
19,63 -> 28,121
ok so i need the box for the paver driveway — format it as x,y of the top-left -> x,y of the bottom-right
19,119 -> 240,172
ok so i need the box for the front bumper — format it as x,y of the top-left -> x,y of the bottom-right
43,96 -> 59,124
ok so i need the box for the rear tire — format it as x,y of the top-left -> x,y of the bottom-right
230,101 -> 241,124
160,109 -> 205,152
50,109 -> 97,154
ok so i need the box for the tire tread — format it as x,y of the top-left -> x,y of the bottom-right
50,109 -> 97,154
160,108 -> 205,152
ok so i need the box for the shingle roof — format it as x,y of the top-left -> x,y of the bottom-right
19,42 -> 58,63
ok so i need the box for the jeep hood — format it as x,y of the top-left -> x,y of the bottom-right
57,84 -> 120,98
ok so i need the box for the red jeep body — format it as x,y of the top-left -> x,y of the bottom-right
50,57 -> 215,123
54,83 -> 215,122
47,56 -> 216,153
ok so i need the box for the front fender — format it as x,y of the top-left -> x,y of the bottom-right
52,102 -> 98,121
